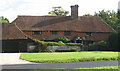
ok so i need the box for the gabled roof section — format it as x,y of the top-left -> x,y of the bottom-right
1,23 -> 27,40
12,15 -> 115,32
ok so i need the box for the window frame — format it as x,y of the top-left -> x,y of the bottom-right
50,31 -> 58,35
32,31 -> 42,35
64,31 -> 72,36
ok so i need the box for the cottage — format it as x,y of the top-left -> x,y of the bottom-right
1,5 -> 115,52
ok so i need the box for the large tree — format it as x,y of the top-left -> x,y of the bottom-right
94,10 -> 118,31
0,16 -> 9,23
117,9 -> 120,32
48,6 -> 69,16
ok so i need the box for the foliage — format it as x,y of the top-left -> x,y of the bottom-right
65,43 -> 83,47
45,42 -> 62,46
0,16 -> 9,23
48,6 -> 69,16
54,37 -> 71,43
94,10 -> 119,31
34,39 -> 83,47
88,41 -> 109,51
108,32 -> 118,51
34,39 -> 48,52
83,13 -> 93,16
117,9 -> 120,23
83,10 -> 120,31
20,51 -> 119,63
55,48 -> 77,52
58,41 -> 65,45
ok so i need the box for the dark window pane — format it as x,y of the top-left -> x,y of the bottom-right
64,31 -> 72,36
51,31 -> 58,35
32,31 -> 42,35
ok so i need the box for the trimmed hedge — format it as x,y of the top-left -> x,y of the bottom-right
45,42 -> 62,46
34,39 -> 83,46
53,37 -> 71,43
55,48 -> 77,52
65,43 -> 83,47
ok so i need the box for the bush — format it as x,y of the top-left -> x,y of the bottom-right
45,42 -> 62,46
33,39 -> 48,52
88,41 -> 109,51
58,41 -> 65,45
55,48 -> 77,52
108,32 -> 118,51
54,37 -> 71,43
65,43 -> 83,47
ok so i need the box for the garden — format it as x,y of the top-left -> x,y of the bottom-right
21,33 -> 119,63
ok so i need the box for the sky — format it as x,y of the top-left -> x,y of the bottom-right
0,0 -> 120,22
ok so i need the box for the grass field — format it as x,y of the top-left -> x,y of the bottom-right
20,51 -> 119,63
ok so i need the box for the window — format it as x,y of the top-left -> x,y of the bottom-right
51,31 -> 58,35
64,31 -> 72,36
32,31 -> 42,35
86,32 -> 93,36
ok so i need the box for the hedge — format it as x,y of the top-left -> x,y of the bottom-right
65,43 -> 83,47
55,48 -> 77,52
45,42 -> 62,46
34,39 -> 83,46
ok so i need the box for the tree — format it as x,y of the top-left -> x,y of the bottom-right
0,16 -> 9,23
117,9 -> 120,32
94,10 -> 118,31
48,6 -> 69,16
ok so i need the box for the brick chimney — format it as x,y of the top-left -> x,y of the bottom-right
71,5 -> 79,19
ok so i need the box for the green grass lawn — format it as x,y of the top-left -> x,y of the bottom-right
20,51 -> 119,63
31,69 -> 119,71
78,66 -> 119,69
31,66 -> 120,71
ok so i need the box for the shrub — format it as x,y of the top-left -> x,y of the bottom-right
108,32 -> 118,51
33,39 -> 48,52
54,37 -> 71,43
58,41 -> 65,45
55,48 -> 77,52
65,43 -> 83,47
45,42 -> 62,46
88,41 -> 109,51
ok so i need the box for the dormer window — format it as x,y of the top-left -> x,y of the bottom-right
32,31 -> 42,35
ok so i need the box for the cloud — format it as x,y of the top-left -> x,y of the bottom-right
0,0 -> 119,22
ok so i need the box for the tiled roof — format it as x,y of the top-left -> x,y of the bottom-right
12,16 -> 115,32
1,23 -> 27,40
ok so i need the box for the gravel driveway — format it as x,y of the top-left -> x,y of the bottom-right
0,53 -> 38,65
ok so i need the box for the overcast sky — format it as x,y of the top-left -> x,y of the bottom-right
0,0 -> 120,22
